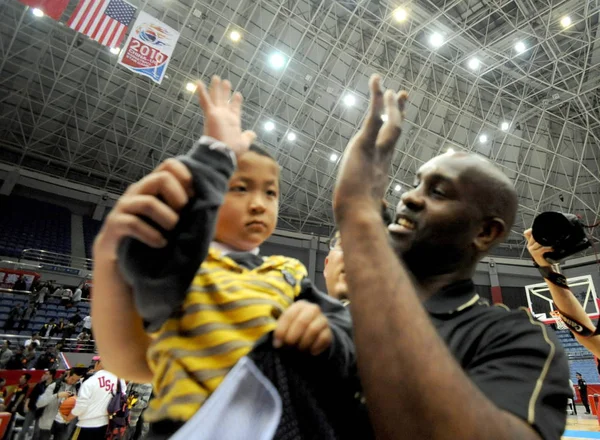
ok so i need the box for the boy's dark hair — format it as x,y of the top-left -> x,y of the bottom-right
24,373 -> 32,381
48,368 -> 57,379
249,144 -> 277,162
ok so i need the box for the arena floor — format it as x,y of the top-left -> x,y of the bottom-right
565,412 -> 600,439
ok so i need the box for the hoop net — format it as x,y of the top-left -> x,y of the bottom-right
550,310 -> 568,330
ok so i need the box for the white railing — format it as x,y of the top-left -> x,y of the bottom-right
20,249 -> 94,270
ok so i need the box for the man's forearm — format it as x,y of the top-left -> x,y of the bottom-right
92,261 -> 152,383
339,210 -> 540,439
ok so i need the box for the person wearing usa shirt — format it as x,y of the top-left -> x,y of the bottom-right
70,356 -> 125,440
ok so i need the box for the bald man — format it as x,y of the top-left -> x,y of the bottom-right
333,75 -> 570,440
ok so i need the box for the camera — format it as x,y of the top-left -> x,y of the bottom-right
532,212 -> 591,263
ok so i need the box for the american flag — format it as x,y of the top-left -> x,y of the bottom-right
67,0 -> 137,48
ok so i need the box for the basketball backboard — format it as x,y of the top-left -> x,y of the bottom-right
525,275 -> 599,325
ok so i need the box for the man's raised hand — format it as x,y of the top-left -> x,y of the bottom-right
333,74 -> 408,219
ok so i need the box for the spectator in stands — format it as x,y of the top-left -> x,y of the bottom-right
576,372 -> 591,414
40,318 -> 57,338
55,318 -> 65,336
71,357 -> 126,440
6,373 -> 31,415
125,383 -> 153,440
75,332 -> 90,352
13,275 -> 27,291
52,285 -> 64,298
35,283 -> 49,305
35,345 -> 59,370
19,302 -> 37,330
81,315 -> 92,336
18,369 -> 57,440
0,340 -> 13,368
69,311 -> 82,327
61,288 -> 73,307
24,343 -> 37,368
24,333 -> 42,348
73,285 -> 83,304
37,368 -> 86,440
4,303 -> 22,330
0,378 -> 7,410
6,345 -> 27,369
30,278 -> 41,293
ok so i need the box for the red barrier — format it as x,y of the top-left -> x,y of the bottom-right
574,384 -> 600,402
0,413 -> 12,440
0,268 -> 41,290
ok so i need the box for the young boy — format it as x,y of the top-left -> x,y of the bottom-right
92,77 -> 353,431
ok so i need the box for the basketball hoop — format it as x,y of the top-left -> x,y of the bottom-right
550,310 -> 568,330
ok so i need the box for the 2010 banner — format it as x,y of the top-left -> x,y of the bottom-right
118,11 -> 179,84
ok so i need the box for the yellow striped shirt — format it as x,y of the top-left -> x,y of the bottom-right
144,248 -> 308,423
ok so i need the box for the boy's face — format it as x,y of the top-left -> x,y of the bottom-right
215,151 -> 279,251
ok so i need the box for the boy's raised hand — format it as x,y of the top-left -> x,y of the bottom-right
196,76 -> 257,156
273,300 -> 333,356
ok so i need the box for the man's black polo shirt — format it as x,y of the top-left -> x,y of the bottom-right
425,280 -> 570,440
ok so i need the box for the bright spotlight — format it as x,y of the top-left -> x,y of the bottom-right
560,16 -> 572,28
269,53 -> 286,69
287,132 -> 296,141
185,82 -> 197,92
479,134 -> 488,143
229,30 -> 241,42
264,121 -> 275,132
330,153 -> 338,162
467,58 -> 480,70
109,47 -> 120,55
32,8 -> 44,17
343,94 -> 356,107
501,122 -> 510,131
430,32 -> 444,48
394,184 -> 402,192
446,147 -> 455,154
393,8 -> 407,22
515,41 -> 526,54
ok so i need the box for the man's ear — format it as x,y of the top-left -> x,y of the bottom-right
473,217 -> 506,252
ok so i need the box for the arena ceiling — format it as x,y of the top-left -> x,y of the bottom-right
0,0 -> 599,259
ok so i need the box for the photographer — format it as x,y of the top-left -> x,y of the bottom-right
524,229 -> 600,356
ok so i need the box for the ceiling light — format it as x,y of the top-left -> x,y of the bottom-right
560,16 -> 572,28
393,7 -> 407,22
514,41 -> 526,54
287,132 -> 296,141
269,53 -> 286,69
330,153 -> 338,162
109,47 -> 120,55
381,114 -> 388,122
467,58 -> 480,70
479,134 -> 488,143
429,32 -> 444,48
501,122 -> 510,131
32,8 -> 44,17
264,121 -> 275,132
394,184 -> 402,192
229,30 -> 241,42
343,94 -> 356,106
446,147 -> 455,154
185,82 -> 197,92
